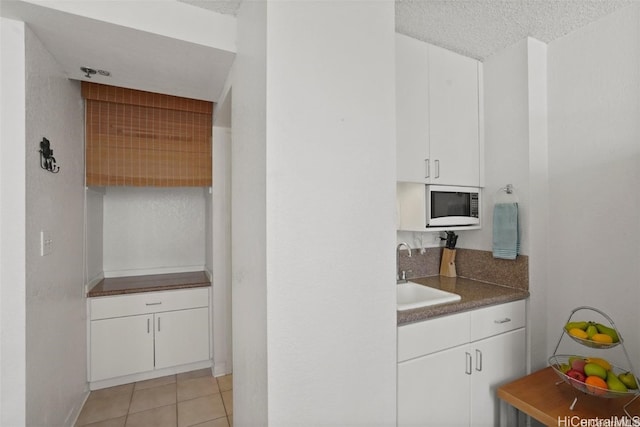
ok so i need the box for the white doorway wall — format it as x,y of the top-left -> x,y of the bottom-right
212,88 -> 233,376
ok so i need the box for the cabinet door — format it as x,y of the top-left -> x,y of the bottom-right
396,33 -> 430,183
398,344 -> 470,427
90,314 -> 154,381
154,307 -> 210,370
429,44 -> 480,187
470,328 -> 526,427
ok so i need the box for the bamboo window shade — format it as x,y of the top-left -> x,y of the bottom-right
82,82 -> 213,187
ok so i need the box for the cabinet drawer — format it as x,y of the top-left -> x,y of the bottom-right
470,299 -> 525,342
398,311 -> 470,362
90,288 -> 209,320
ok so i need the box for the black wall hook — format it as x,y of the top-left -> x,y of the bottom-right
39,137 -> 60,173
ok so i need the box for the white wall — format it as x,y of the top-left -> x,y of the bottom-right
23,26 -> 87,426
547,4 -> 640,365
212,89 -> 232,376
102,187 -> 207,276
267,1 -> 397,425
85,188 -> 104,285
525,38 -> 549,371
464,38 -> 531,254
0,17 -> 27,426
233,1 -> 397,425
232,0 -> 268,425
466,37 -> 550,370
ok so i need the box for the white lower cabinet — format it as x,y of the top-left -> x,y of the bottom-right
89,288 -> 210,384
397,300 -> 526,427
398,343 -> 471,426
471,329 -> 526,425
91,314 -> 155,381
154,307 -> 209,370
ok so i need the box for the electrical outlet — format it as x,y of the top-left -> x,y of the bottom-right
40,231 -> 53,256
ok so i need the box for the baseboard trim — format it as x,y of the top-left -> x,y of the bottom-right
213,361 -> 232,377
67,388 -> 90,427
89,359 -> 213,390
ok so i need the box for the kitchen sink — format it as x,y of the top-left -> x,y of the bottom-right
397,282 -> 461,311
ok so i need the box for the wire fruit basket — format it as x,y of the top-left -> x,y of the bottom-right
566,335 -> 620,349
549,355 -> 638,399
551,306 -> 640,417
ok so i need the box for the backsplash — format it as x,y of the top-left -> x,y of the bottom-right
398,247 -> 528,291
398,247 -> 442,278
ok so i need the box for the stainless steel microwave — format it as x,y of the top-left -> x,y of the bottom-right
426,185 -> 480,227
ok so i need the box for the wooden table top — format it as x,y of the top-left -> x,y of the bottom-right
497,367 -> 640,426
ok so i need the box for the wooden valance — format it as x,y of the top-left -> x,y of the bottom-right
82,82 -> 212,187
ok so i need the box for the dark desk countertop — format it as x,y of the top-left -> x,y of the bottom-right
87,271 -> 211,297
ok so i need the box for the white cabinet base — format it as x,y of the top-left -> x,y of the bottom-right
397,300 -> 527,427
88,288 -> 211,390
89,359 -> 212,391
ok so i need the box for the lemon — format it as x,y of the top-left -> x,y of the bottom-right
586,357 -> 612,371
569,328 -> 589,339
591,333 -> 613,344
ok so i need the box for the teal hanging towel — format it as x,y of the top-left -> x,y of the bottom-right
492,203 -> 519,259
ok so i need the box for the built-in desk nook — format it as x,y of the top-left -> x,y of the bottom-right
87,271 -> 212,390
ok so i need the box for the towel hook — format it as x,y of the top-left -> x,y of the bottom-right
494,184 -> 518,203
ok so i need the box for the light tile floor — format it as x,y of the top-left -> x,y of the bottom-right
75,369 -> 233,427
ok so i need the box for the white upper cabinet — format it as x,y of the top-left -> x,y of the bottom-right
396,33 -> 430,183
428,44 -> 480,187
396,33 -> 482,187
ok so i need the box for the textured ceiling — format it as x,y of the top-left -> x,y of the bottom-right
180,0 -> 634,61
4,0 -> 632,102
396,0 -> 635,60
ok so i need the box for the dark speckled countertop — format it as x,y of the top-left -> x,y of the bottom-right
397,276 -> 529,326
87,271 -> 211,297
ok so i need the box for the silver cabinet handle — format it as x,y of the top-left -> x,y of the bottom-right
434,159 -> 440,178
147,318 -> 150,333
494,318 -> 511,324
145,302 -> 162,306
157,317 -> 161,332
475,349 -> 483,372
465,352 -> 472,375
425,159 -> 430,178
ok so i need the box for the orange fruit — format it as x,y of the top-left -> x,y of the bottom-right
585,375 -> 608,395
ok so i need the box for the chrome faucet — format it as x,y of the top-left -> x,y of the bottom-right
396,242 -> 413,283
